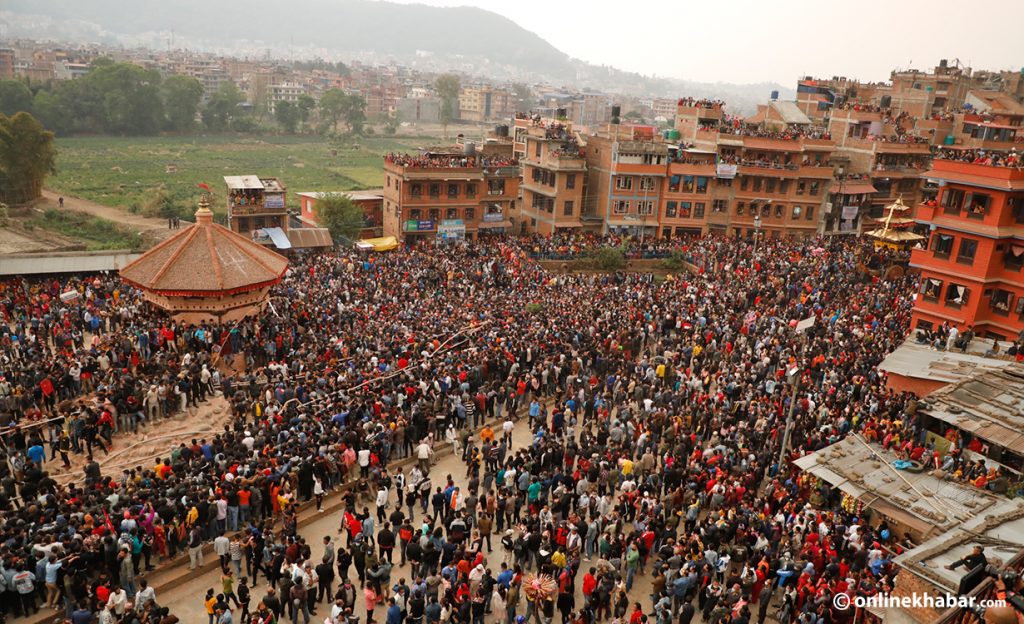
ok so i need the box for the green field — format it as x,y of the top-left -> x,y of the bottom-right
29,209 -> 143,251
49,134 -> 439,216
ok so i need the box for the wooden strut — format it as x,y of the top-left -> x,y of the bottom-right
279,320 -> 493,412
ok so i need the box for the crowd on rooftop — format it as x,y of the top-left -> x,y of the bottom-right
934,148 -> 1022,167
384,154 -> 518,170
675,99 -> 724,110
0,233 -> 1020,624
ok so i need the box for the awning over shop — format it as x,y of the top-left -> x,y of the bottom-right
477,220 -> 513,229
258,227 -> 292,249
835,181 -> 878,195
286,228 -> 333,249
355,236 -> 400,252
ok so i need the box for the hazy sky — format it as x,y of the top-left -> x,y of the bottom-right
387,0 -> 1024,85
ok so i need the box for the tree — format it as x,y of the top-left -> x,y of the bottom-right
0,112 -> 58,204
434,74 -> 461,140
0,80 -> 33,116
203,81 -> 244,131
162,75 -> 204,131
84,63 -> 164,135
318,88 -> 348,133
318,89 -> 365,135
275,100 -> 300,133
297,94 -> 316,126
314,193 -> 365,243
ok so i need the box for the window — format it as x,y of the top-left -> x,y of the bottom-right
736,202 -> 745,215
945,284 -> 969,309
535,142 -> 541,157
694,202 -> 705,218
765,178 -> 777,194
446,208 -> 458,220
1011,196 -> 1024,224
1005,245 -> 1024,271
752,178 -> 763,192
566,174 -> 576,190
921,278 -> 943,301
488,180 -> 505,195
467,183 -> 477,198
792,206 -> 802,220
665,201 -> 677,218
447,183 -> 459,198
740,177 -> 749,191
465,207 -> 475,220
932,233 -> 954,257
678,202 -> 691,218
713,199 -> 727,213
797,181 -> 806,195
563,200 -> 574,216
898,178 -> 917,192
965,193 -> 991,219
805,205 -> 814,221
669,175 -> 681,192
991,289 -> 1014,314
956,238 -> 978,265
809,182 -> 820,196
411,184 -> 422,198
779,180 -> 790,194
615,177 -> 633,191
429,183 -> 440,198
762,203 -> 771,217
410,209 -> 422,220
613,200 -> 629,214
774,204 -> 783,218
639,177 -> 657,191
638,200 -> 655,215
429,208 -> 440,221
941,188 -> 965,214
696,177 -> 708,193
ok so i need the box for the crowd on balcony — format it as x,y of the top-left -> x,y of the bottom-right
385,153 -> 518,169
700,119 -> 833,141
230,191 -> 263,207
934,148 -> 1022,167
2,229 -> 1019,624
676,98 -> 724,109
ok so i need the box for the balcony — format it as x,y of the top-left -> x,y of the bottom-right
520,181 -> 559,197
540,153 -> 586,171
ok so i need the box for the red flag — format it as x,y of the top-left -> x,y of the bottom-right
198,183 -> 211,191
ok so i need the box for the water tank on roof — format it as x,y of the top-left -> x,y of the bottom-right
770,90 -> 779,100
944,135 -> 955,145
463,141 -> 476,157
666,129 -> 681,141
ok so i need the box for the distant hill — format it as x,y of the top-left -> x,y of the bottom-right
0,0 -> 792,109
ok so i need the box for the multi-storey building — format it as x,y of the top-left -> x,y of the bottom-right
517,121 -> 587,235
382,147 -> 518,243
584,125 -> 669,238
910,156 -> 1024,340
458,85 -> 513,122
268,82 -> 305,114
0,49 -> 16,80
224,176 -> 289,239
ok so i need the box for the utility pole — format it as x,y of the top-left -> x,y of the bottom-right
778,331 -> 810,469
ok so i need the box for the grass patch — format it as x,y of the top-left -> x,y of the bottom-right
30,209 -> 143,250
49,133 -> 439,217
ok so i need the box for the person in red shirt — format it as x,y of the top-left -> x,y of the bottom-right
581,568 -> 597,602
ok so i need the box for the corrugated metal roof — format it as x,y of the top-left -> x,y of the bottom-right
879,340 -> 1015,383
920,365 -> 1024,454
793,436 -> 1004,537
223,175 -> 264,190
0,251 -> 143,276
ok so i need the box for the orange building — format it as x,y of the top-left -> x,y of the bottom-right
518,121 -> 588,235
910,157 -> 1024,340
382,147 -> 518,243
584,125 -> 669,237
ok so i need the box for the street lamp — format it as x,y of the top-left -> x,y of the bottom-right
752,214 -> 762,253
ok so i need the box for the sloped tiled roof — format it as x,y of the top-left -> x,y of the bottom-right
120,204 -> 287,296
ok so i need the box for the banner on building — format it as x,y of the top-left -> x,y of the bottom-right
716,163 -> 737,179
841,205 -> 860,220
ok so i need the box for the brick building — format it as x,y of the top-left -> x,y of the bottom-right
584,125 -> 669,238
297,189 -> 384,238
910,157 -> 1024,340
382,146 -> 518,243
517,119 -> 588,235
224,176 -> 289,238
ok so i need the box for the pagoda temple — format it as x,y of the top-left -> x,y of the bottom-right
119,195 -> 288,324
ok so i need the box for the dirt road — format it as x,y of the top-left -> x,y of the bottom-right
40,189 -> 187,241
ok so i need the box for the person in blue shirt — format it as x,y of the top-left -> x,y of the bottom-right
386,597 -> 403,624
27,444 -> 45,466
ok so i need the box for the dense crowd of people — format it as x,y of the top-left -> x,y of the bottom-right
0,233 -> 1015,624
384,154 -> 518,169
934,148 -> 1022,168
